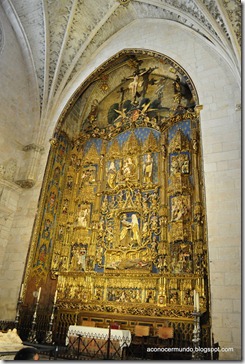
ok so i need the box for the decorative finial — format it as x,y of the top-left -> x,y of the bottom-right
194,104 -> 203,115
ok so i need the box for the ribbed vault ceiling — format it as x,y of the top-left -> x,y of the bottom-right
1,0 -> 241,131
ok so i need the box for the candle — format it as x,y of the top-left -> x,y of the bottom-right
196,291 -> 200,312
20,284 -> 24,299
37,287 -> 41,302
194,289 -> 196,311
54,290 -> 58,304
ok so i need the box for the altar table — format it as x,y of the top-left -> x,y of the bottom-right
66,325 -> 131,359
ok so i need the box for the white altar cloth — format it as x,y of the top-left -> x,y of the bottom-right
66,325 -> 131,347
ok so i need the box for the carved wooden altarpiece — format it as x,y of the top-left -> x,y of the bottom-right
22,50 -> 209,341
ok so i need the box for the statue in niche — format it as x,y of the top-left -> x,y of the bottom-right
181,159 -> 190,174
170,155 -> 180,174
156,256 -> 164,271
95,289 -> 103,301
95,243 -> 104,266
108,289 -> 117,301
150,236 -> 157,252
108,196 -> 117,214
151,190 -> 159,211
158,295 -> 166,305
170,291 -> 179,304
119,213 -> 132,247
107,161 -> 117,189
134,189 -> 141,207
146,290 -> 154,303
142,219 -> 150,240
42,218 -> 51,238
97,217 -> 105,238
150,212 -> 159,233
52,250 -> 60,270
57,143 -> 66,163
131,290 -> 141,303
60,256 -> 68,271
122,157 -> 136,180
119,213 -> 141,248
143,153 -> 153,184
101,195 -> 108,214
183,291 -> 192,305
77,207 -> 89,228
179,153 -> 190,174
105,225 -> 114,248
80,166 -> 96,187
170,242 -> 192,273
142,194 -> 150,216
131,214 -> 141,246
171,195 -> 190,221
53,166 -> 61,183
117,290 -> 127,302
70,245 -> 86,271
170,154 -> 190,175
58,225 -> 64,241
47,191 -> 56,211
161,143 -> 167,159
88,166 -> 96,184
37,244 -> 47,266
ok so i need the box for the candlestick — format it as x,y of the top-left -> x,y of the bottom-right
27,299 -> 39,343
196,291 -> 200,312
37,287 -> 41,302
193,323 -> 197,334
192,311 -> 203,360
194,289 -> 196,311
15,295 -> 23,330
44,297 -> 57,344
54,290 -> 58,304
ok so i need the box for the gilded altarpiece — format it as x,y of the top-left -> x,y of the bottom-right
23,51 -> 209,335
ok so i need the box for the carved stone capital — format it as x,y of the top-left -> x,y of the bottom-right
117,0 -> 131,5
23,144 -> 44,154
15,179 -> 35,189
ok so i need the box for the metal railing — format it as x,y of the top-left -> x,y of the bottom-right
0,312 -> 213,360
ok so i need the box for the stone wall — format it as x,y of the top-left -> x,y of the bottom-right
0,5 -> 49,319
